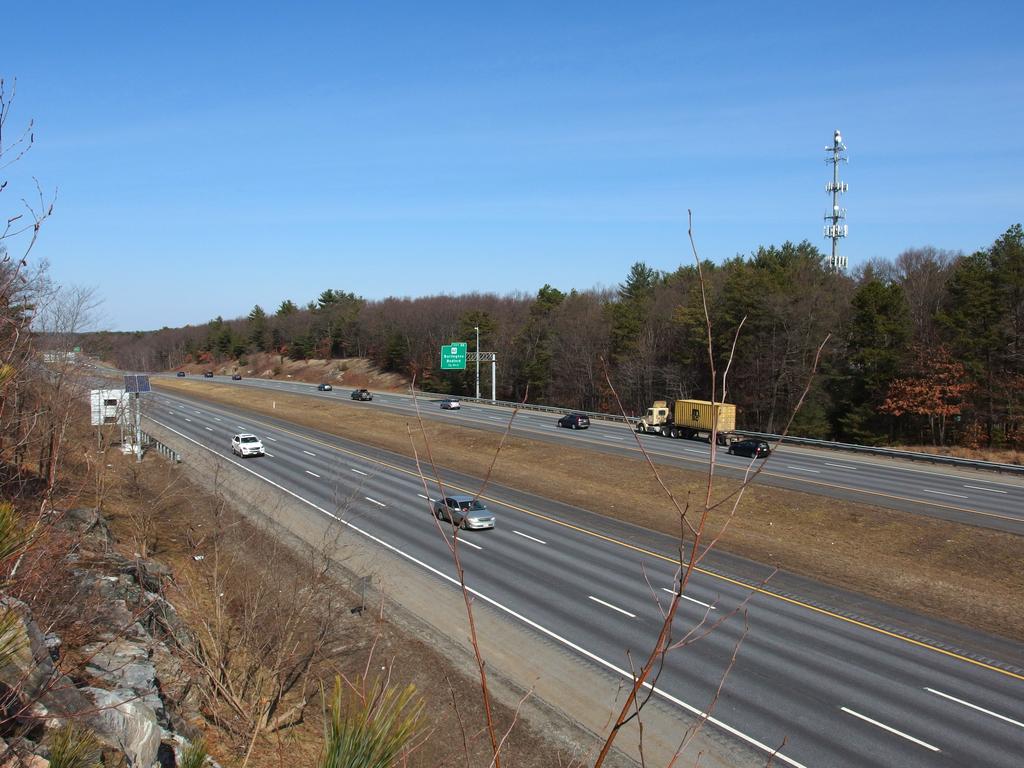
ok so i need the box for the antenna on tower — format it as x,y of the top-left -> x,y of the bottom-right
823,129 -> 848,272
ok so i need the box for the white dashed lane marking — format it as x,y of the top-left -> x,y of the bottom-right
512,530 -> 547,545
924,488 -> 969,499
840,707 -> 940,752
588,595 -> 636,619
660,588 -> 716,610
963,485 -> 1007,494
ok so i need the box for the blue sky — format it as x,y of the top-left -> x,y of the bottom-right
4,1 -> 1022,330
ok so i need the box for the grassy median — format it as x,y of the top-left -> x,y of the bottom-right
156,378 -> 1024,643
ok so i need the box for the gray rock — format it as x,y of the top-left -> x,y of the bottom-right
84,687 -> 161,768
81,639 -> 163,721
120,560 -> 172,593
0,598 -> 93,726
53,507 -> 112,545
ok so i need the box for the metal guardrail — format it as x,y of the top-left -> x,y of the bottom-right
413,391 -> 640,425
140,430 -> 182,463
417,392 -> 1023,475
731,431 -> 1024,475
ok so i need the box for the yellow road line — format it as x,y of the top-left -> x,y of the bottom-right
155,388 -> 1024,683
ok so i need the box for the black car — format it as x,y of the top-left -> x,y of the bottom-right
350,388 -> 373,401
231,373 -> 242,380
557,412 -> 590,430
203,371 -> 214,378
176,371 -> 186,377
727,439 -> 771,458
317,383 -> 333,391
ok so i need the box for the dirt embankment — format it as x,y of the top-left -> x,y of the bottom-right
177,354 -> 409,391
156,378 -> 1024,643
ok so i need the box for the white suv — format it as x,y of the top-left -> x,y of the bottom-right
231,433 -> 265,457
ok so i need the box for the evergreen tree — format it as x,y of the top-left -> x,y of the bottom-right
513,285 -> 564,400
248,305 -> 269,351
833,279 -> 910,442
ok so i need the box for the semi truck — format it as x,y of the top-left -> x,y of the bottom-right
636,399 -> 737,444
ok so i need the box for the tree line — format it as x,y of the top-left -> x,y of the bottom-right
88,224 -> 1024,449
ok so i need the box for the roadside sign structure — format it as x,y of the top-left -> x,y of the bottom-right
123,374 -> 151,462
440,343 -> 467,370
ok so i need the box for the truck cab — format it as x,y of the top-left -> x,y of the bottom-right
637,401 -> 672,434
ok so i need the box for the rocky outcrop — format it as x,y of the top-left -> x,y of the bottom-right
0,508 -> 216,768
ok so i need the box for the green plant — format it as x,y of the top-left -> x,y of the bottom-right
46,724 -> 101,768
317,674 -> 425,768
180,738 -> 209,768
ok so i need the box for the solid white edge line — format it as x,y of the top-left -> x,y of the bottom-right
588,595 -> 636,618
925,688 -> 1024,729
305,470 -> 320,478
512,530 -> 547,545
660,588 -> 716,610
351,468 -> 369,476
365,496 -> 386,507
962,485 -> 1007,494
147,416 -> 806,768
840,707 -> 940,751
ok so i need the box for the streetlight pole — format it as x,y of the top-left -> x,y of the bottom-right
474,326 -> 480,399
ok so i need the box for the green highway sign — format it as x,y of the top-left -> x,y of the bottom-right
440,342 -> 467,370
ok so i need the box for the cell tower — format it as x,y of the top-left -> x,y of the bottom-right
823,129 -> 848,271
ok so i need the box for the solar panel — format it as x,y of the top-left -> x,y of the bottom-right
123,374 -> 152,393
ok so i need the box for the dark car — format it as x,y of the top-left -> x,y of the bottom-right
231,373 -> 242,380
317,383 -> 333,391
176,371 -> 186,377
203,371 -> 214,378
557,412 -> 590,430
727,439 -> 771,459
350,389 -> 373,401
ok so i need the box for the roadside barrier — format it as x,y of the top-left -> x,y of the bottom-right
416,392 -> 1023,475
140,430 -> 182,463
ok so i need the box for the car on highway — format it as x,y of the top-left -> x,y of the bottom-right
231,433 -> 265,458
727,438 -> 771,459
317,383 -> 333,391
176,371 -> 186,377
440,398 -> 461,410
350,388 -> 373,401
557,412 -> 590,430
231,373 -> 242,380
432,494 -> 495,530
203,371 -> 214,378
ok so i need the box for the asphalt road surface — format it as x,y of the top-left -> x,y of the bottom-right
142,387 -> 1024,768
160,374 -> 1024,535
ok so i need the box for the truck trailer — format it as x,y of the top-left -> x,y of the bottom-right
636,399 -> 737,444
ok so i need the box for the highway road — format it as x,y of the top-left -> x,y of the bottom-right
141,386 -> 1024,767
157,374 -> 1024,535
